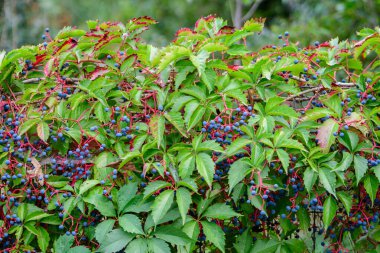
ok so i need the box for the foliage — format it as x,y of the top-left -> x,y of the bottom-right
1,0 -> 379,50
0,15 -> 380,253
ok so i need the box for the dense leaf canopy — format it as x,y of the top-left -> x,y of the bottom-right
0,16 -> 379,252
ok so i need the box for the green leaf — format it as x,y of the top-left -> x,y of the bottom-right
364,174 -> 379,205
147,238 -> 170,253
0,50 -> 5,67
297,207 -> 311,231
83,190 -> 116,217
201,221 -> 225,253
323,94 -> 343,117
181,86 -> 206,101
37,121 -> 49,142
119,150 -> 141,169
224,138 -> 250,157
174,67 -> 195,90
200,42 -> 228,53
337,191 -> 353,214
164,111 -> 188,138
278,139 -> 305,151
118,182 -> 138,213
151,190 -> 174,224
373,165 -> 380,182
24,222 -> 39,235
182,220 -> 200,250
94,102 -> 110,123
18,118 -> 40,136
54,235 -> 74,253
190,50 -> 209,75
79,179 -> 99,195
98,229 -> 134,253
25,211 -> 52,222
187,105 -> 206,131
154,225 -> 192,245
195,153 -> 215,186
283,239 -> 307,253
303,168 -> 317,193
56,27 -> 86,39
65,128 -> 81,143
224,88 -> 248,105
250,239 -> 281,253
95,219 -> 115,243
279,216 -> 296,234
339,131 -> 359,152
67,246 -> 91,253
323,196 -> 338,228
354,155 -> 368,185
37,227 -> 50,253
157,46 -> 190,72
46,175 -> 70,188
332,152 -> 353,172
17,203 -> 27,221
201,69 -> 216,91
267,105 -> 299,118
302,108 -> 336,121
119,214 -> 144,234
95,151 -> 118,168
149,115 -> 165,148
196,140 -> 223,152
249,195 -> 264,211
124,238 -> 148,253
143,180 -> 171,199
276,149 -> 290,173
228,158 -> 251,194
176,187 -> 192,224
265,97 -> 284,112
203,203 -> 241,220
179,156 -> 196,179
316,119 -> 339,153
318,167 -> 336,197
234,229 -> 253,253
192,135 -> 203,150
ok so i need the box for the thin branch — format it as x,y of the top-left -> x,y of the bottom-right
233,0 -> 243,29
290,75 -> 356,87
243,0 -> 264,21
22,77 -> 80,84
285,86 -> 322,101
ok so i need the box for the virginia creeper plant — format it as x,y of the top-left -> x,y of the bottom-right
0,16 -> 379,253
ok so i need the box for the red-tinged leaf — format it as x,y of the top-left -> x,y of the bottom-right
354,33 -> 379,47
227,65 -> 243,71
90,68 -> 109,80
44,58 -> 55,77
195,15 -> 216,30
33,54 -> 46,66
175,28 -> 196,38
174,28 -> 205,43
149,115 -> 165,148
131,16 -> 158,25
54,38 -> 78,54
242,18 -> 265,32
316,119 -> 339,153
216,26 -> 235,35
128,16 -> 157,32
37,122 -> 49,142
344,112 -> 370,136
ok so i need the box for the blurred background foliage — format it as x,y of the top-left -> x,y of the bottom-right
0,0 -> 379,51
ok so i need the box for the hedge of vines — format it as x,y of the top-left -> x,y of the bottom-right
0,16 -> 380,253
